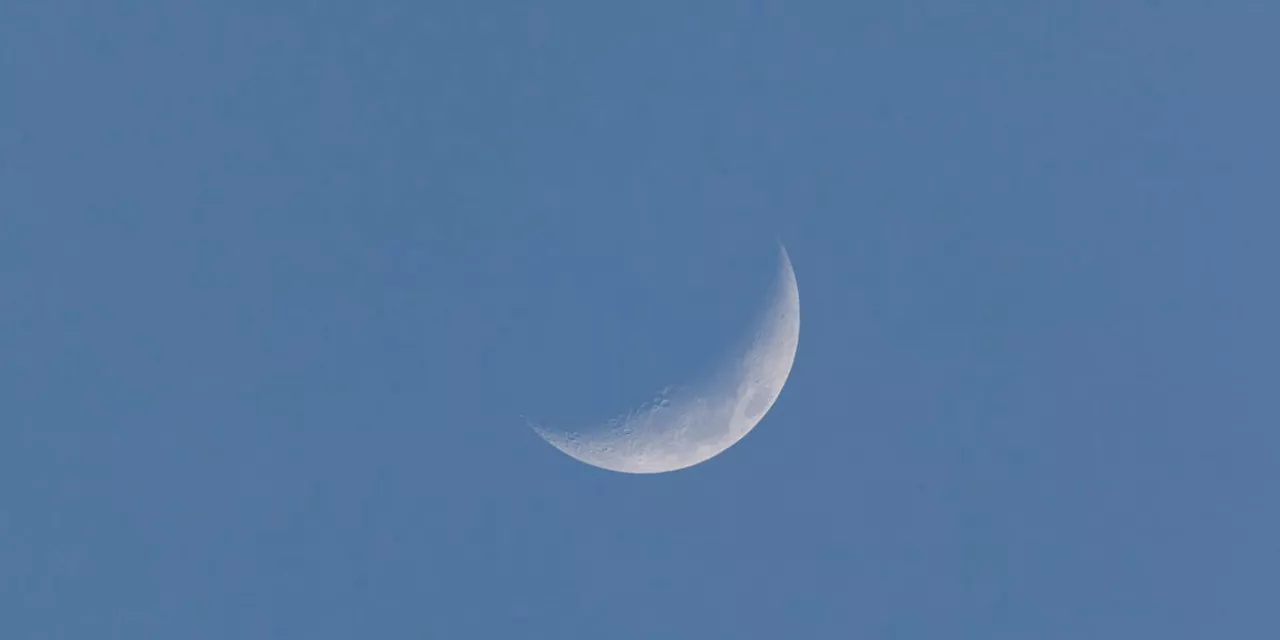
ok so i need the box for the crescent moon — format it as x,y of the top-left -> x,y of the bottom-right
529,245 -> 800,474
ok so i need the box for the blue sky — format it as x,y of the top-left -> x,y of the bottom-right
3,2 -> 1277,637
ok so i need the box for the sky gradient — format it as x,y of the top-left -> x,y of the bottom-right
3,2 -> 1278,637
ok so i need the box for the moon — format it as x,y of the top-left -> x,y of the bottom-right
528,245 -> 800,474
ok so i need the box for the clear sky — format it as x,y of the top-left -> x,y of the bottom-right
3,2 -> 1277,637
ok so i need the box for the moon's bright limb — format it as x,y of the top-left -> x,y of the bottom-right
529,245 -> 800,474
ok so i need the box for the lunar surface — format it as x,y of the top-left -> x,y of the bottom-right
528,246 -> 801,474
